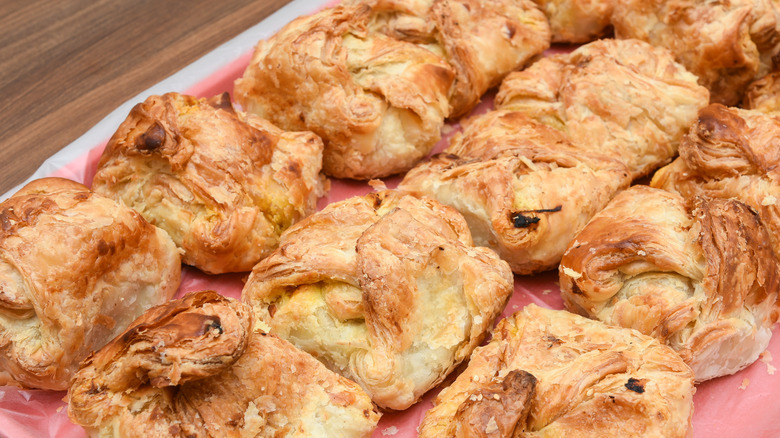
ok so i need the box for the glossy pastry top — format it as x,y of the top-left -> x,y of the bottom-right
0,177 -> 181,390
399,110 -> 630,274
68,291 -> 380,438
419,304 -> 695,438
242,190 -> 514,410
496,38 -> 709,180
560,186 -> 779,381
613,0 -> 780,105
93,92 -> 326,274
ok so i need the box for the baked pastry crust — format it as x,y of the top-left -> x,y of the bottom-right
560,186 -> 779,381
92,92 -> 326,275
235,1 -> 549,179
235,4 -> 454,179
354,0 -> 551,117
0,178 -> 181,390
744,70 -> 780,112
419,304 -> 695,438
531,0 -> 613,43
399,110 -> 630,274
651,104 -> 780,257
496,38 -> 709,180
242,190 -> 514,410
68,290 -> 380,437
613,0 -> 780,106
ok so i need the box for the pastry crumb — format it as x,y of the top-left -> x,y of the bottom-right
561,266 -> 582,279
542,289 -> 551,295
485,417 -> 499,434
762,195 -> 777,206
441,124 -> 456,135
760,351 -> 776,375
739,378 -> 750,390
381,426 -> 399,436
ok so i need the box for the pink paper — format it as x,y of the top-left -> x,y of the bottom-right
1,17 -> 779,438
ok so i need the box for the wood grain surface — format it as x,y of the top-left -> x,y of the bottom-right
0,0 -> 291,196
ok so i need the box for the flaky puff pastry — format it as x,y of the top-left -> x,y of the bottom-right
531,0 -> 613,43
399,110 -> 630,274
349,0 -> 551,117
613,0 -> 780,106
234,4 -> 454,180
496,39 -> 709,180
419,304 -> 695,438
68,291 -> 380,437
242,190 -> 514,410
560,186 -> 779,381
92,92 -> 326,275
744,70 -> 780,112
0,178 -> 180,390
651,104 -> 780,257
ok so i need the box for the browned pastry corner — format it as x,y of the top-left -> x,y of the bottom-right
419,304 -> 695,437
92,92 -> 327,275
560,186 -> 779,381
496,38 -> 709,180
531,0 -> 614,43
0,177 -> 181,390
242,190 -> 514,410
68,290 -> 380,437
399,110 -> 630,274
234,1 -> 550,179
651,104 -> 780,257
613,0 -> 780,106
744,70 -> 780,112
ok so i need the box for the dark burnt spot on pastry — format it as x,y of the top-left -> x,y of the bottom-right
609,395 -> 616,403
268,303 -> 277,318
545,335 -> 563,348
0,208 -> 18,231
137,122 -> 166,151
571,283 -> 584,295
285,161 -> 302,178
97,239 -> 113,256
73,192 -> 91,201
363,409 -> 370,418
625,377 -> 645,393
168,425 -> 181,435
432,152 -> 460,161
86,382 -> 103,395
511,205 -> 562,228
206,318 -> 223,335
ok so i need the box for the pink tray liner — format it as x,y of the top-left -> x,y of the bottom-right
3,33 -> 779,438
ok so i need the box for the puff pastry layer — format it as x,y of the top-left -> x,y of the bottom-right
399,110 -> 630,274
496,38 -> 709,180
531,0 -> 613,43
0,178 -> 181,390
68,291 -> 380,437
744,70 -> 780,113
613,0 -> 780,106
235,1 -> 549,179
92,92 -> 326,275
652,104 -> 780,258
419,304 -> 695,438
560,186 -> 779,381
242,190 -> 514,410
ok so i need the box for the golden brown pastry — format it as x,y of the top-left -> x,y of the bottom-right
68,291 -> 380,437
0,178 -> 181,390
352,0 -> 551,117
531,0 -> 613,43
560,186 -> 779,381
92,92 -> 326,275
234,1 -> 550,179
744,70 -> 780,112
419,304 -> 695,438
242,190 -> 514,410
651,104 -> 780,257
496,38 -> 709,180
399,110 -> 630,274
613,0 -> 780,106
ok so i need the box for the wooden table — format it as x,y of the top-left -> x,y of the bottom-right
0,0 -> 292,196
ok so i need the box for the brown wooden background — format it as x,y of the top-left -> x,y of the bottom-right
0,0 -> 291,195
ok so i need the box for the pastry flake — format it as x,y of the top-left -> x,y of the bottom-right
560,186 -> 779,381
496,38 -> 709,180
399,110 -> 630,274
419,304 -> 695,438
0,177 -> 181,390
68,290 -> 380,438
242,190 -> 514,410
92,92 -> 327,274
531,0 -> 614,43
